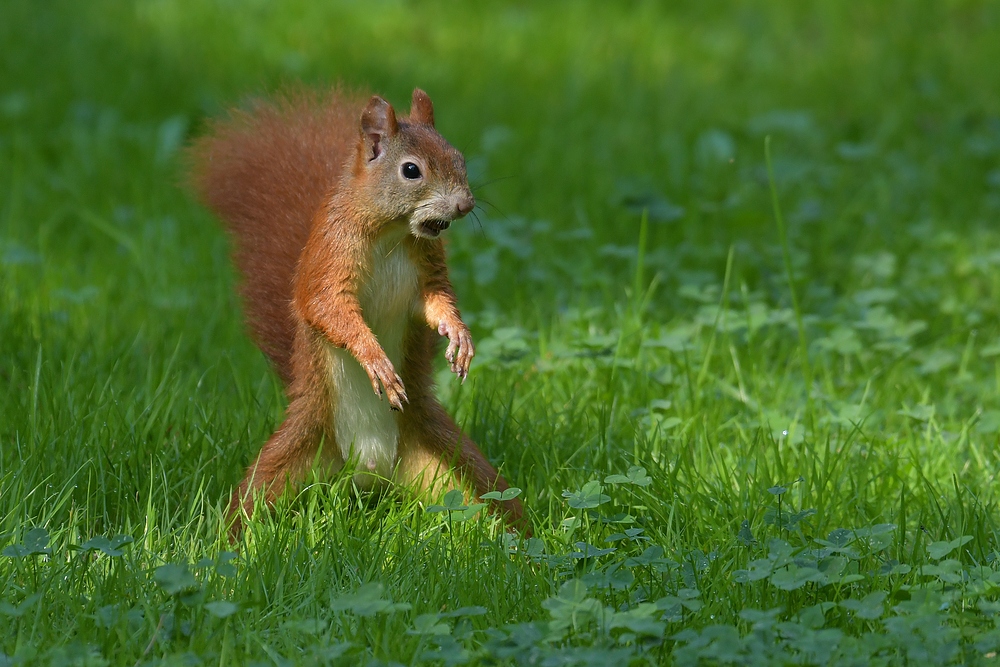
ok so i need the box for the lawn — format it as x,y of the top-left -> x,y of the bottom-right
3,0 -> 1000,664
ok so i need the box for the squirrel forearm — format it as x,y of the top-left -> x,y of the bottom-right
295,226 -> 385,360
418,239 -> 463,329
418,244 -> 474,379
422,290 -> 462,330
295,250 -> 408,408
300,293 -> 379,358
300,293 -> 407,408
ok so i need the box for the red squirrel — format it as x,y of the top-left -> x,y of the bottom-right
188,87 -> 526,537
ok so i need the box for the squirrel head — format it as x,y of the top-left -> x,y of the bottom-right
350,89 -> 475,240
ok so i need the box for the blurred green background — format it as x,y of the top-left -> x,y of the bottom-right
4,0 -> 1000,663
6,0 -> 999,318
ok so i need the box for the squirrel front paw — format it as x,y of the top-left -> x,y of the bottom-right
362,355 -> 408,410
438,319 -> 475,381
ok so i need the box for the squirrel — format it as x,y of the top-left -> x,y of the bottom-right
188,87 -> 526,537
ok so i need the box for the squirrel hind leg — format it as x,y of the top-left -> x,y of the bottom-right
395,402 -> 529,536
227,394 -> 337,540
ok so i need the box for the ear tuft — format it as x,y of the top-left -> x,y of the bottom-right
360,95 -> 399,161
410,88 -> 435,127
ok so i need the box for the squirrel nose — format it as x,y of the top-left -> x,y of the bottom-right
455,195 -> 475,217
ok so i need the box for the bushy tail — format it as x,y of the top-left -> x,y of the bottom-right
188,88 -> 364,384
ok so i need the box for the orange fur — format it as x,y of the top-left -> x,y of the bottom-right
188,87 -> 527,538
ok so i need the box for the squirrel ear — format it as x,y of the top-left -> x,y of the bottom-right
410,88 -> 435,127
360,95 -> 399,161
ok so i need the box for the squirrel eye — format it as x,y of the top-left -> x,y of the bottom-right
401,162 -> 422,180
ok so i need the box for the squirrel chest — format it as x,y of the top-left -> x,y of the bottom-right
325,232 -> 419,485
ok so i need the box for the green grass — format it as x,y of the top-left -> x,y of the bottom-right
3,0 -> 1000,663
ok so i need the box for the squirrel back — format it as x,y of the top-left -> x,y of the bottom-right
188,88 -> 367,384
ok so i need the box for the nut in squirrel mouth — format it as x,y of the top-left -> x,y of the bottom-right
418,219 -> 451,238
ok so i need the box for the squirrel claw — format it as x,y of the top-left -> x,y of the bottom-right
439,318 -> 474,381
364,355 -> 406,410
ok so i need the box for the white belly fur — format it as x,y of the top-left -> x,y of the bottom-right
327,232 -> 418,487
